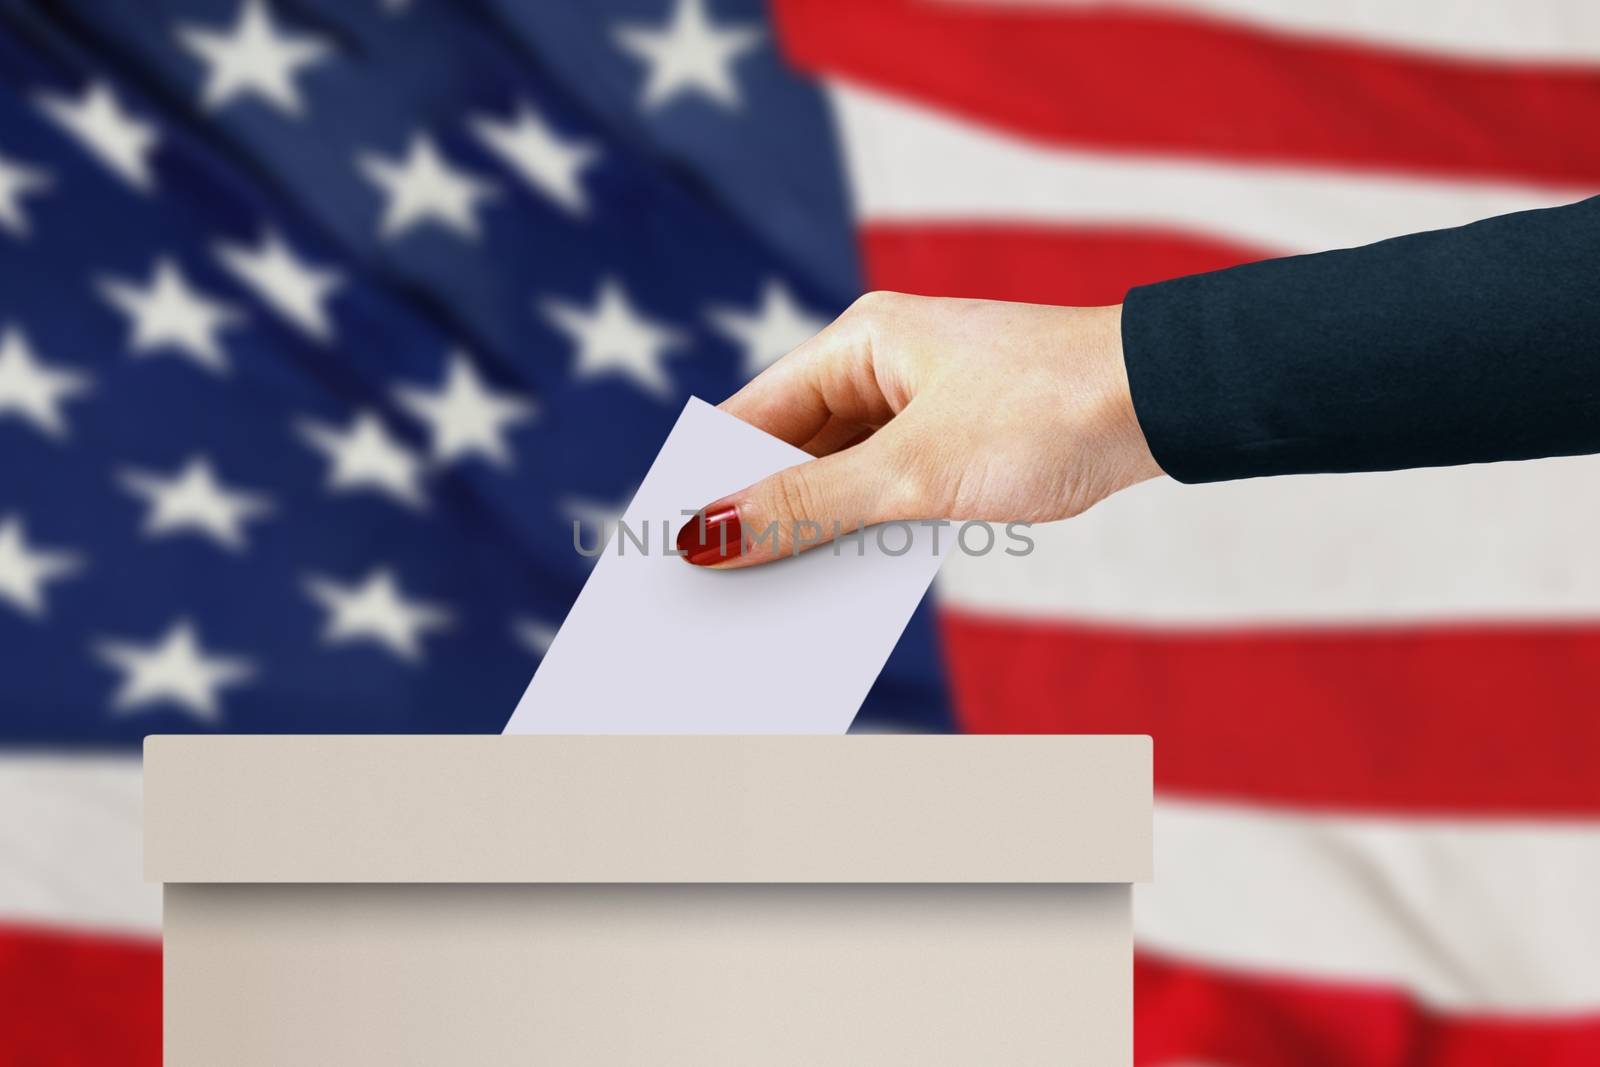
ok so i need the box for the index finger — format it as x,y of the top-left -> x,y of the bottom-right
717,303 -> 896,449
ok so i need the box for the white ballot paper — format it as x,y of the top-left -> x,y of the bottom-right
505,397 -> 945,734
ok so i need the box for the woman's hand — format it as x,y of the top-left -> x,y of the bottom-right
675,292 -> 1164,567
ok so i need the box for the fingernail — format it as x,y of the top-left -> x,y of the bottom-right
676,504 -> 743,566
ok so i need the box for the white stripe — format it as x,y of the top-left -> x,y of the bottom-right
842,83 -> 1600,627
0,754 -> 159,937
940,454 -> 1600,625
10,755 -> 1596,1014
952,0 -> 1600,65
832,81 -> 1593,255
1138,797 -> 1600,1012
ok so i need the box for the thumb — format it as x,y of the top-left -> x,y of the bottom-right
675,437 -> 914,569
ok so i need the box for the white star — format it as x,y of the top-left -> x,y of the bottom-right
0,150 -> 50,239
0,326 -> 92,440
468,102 -> 598,216
511,616 -> 557,656
393,352 -> 535,468
0,515 -> 83,618
98,258 -> 243,375
35,81 -> 159,192
117,455 -> 273,552
357,133 -> 497,241
614,0 -> 762,111
303,567 -> 451,663
707,280 -> 827,378
296,410 -> 427,510
177,0 -> 332,117
215,229 -> 342,343
541,279 -> 685,398
94,619 -> 253,722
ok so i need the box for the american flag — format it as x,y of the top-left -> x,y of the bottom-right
1,0 -> 943,1057
3,0 -> 1598,1063
781,0 -> 1600,1064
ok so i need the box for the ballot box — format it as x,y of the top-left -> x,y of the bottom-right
145,735 -> 1151,1066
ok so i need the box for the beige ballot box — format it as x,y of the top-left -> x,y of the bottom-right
145,735 -> 1151,1066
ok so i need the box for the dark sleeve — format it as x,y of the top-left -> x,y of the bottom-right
1120,195 -> 1600,484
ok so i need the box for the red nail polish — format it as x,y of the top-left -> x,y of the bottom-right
676,505 -> 743,566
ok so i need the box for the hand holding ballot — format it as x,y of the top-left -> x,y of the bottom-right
506,399 -> 947,734
676,294 -> 1164,568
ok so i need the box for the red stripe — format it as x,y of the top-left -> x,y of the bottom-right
1137,950 -> 1600,1067
776,0 -> 1600,188
0,923 -> 160,1064
943,610 -> 1600,815
862,223 -> 1272,305
9,920 -> 1599,1065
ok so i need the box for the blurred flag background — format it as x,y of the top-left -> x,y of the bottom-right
3,0 -> 1599,1063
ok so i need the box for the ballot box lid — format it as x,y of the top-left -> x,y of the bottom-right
144,735 -> 1150,885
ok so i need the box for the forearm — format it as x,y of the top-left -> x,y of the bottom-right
1122,195 -> 1600,483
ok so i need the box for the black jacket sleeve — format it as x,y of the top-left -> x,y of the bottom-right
1121,194 -> 1600,484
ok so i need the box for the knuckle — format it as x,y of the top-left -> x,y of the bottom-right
771,466 -> 819,527
846,290 -> 884,319
846,289 -> 904,325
